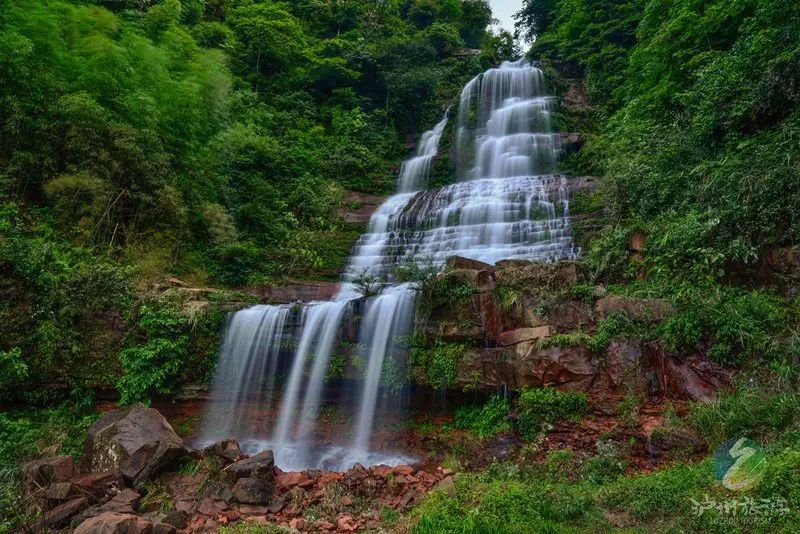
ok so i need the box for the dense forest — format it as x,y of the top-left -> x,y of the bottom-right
2,0 -> 800,532
0,0 -> 511,403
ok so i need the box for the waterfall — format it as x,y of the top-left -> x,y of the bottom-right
200,59 -> 578,470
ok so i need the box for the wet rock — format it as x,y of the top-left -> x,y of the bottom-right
259,281 -> 339,304
74,512 -> 176,534
497,326 -> 552,346
202,438 -> 243,463
227,450 -> 274,482
232,477 -> 273,505
594,295 -> 673,323
337,190 -> 387,224
22,455 -> 75,493
32,497 -> 87,530
82,404 -> 188,487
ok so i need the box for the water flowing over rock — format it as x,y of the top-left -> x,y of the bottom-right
200,60 -> 578,471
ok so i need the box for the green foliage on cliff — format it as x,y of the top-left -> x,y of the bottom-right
409,334 -> 469,390
518,0 -> 800,366
516,387 -> 588,439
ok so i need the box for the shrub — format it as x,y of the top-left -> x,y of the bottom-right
454,396 -> 512,438
409,335 -> 468,390
689,365 -> 800,447
516,387 -> 588,439
117,303 -> 190,404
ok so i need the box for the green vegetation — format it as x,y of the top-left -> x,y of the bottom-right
409,334 -> 469,390
516,387 -> 589,439
0,402 -> 98,532
413,374 -> 800,532
454,395 -> 512,437
516,0 -> 800,369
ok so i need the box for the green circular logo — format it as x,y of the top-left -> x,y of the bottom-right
713,437 -> 767,491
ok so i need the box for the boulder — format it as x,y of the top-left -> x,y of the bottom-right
82,404 -> 189,487
445,256 -> 492,271
74,512 -> 176,534
22,455 -> 75,493
32,497 -> 87,530
226,450 -> 274,482
523,345 -> 596,391
202,438 -> 243,463
497,326 -> 552,346
275,470 -> 310,489
594,295 -> 673,323
141,510 -> 188,529
231,477 -> 273,505
70,489 -> 140,528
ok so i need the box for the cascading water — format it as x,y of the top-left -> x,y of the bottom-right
200,59 -> 579,470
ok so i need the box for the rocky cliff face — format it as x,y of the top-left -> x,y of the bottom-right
416,258 -> 731,402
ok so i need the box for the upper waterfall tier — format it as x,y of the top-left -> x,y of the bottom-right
343,59 -> 578,280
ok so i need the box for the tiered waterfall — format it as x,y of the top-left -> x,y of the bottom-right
200,59 -> 579,470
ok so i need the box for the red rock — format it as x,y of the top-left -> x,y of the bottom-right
629,232 -> 646,252
275,471 -> 309,489
445,256 -> 492,271
371,466 -> 392,478
340,496 -> 353,506
498,326 -> 552,346
33,497 -> 87,530
73,512 -> 176,534
337,516 -> 357,532
22,456 -> 75,493
393,465 -> 414,476
312,519 -> 335,530
72,470 -> 125,503
196,496 -> 227,516
239,504 -> 269,515
289,517 -> 305,530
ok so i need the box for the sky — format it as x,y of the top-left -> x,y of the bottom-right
489,0 -> 522,35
